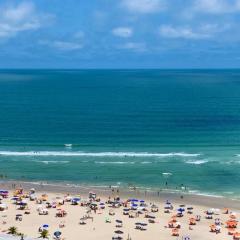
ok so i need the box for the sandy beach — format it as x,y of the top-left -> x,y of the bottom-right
0,181 -> 239,240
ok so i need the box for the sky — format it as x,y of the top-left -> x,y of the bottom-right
0,0 -> 240,69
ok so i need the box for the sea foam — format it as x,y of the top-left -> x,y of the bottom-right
185,160 -> 209,165
0,151 -> 201,157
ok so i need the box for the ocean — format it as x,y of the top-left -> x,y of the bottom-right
0,69 -> 240,199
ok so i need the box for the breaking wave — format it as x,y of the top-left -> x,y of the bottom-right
0,151 -> 201,158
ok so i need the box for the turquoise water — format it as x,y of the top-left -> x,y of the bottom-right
0,69 -> 240,198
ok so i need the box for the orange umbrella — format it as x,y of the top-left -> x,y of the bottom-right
189,218 -> 196,225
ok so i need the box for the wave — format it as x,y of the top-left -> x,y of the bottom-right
162,172 -> 172,176
95,161 -> 135,165
220,160 -> 240,165
185,160 -> 209,165
34,160 -> 70,164
0,151 -> 201,158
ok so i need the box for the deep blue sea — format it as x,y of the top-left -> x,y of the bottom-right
0,69 -> 240,198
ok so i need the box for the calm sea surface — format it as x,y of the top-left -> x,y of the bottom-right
0,69 -> 240,198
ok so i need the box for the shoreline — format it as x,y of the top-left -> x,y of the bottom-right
1,180 -> 239,210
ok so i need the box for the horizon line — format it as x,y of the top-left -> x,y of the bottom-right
1,68 -> 240,71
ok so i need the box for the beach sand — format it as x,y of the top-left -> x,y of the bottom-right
0,181 -> 239,240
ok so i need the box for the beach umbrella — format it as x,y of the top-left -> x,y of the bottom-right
11,197 -> 19,201
130,199 -> 138,202
100,203 -> 105,205
140,200 -> 145,203
115,230 -> 123,234
178,208 -> 185,212
54,231 -> 62,237
0,204 -> 7,209
72,197 -> 80,202
42,224 -> 49,228
207,209 -> 213,215
123,208 -> 130,211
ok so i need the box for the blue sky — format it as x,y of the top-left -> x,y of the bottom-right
0,0 -> 240,68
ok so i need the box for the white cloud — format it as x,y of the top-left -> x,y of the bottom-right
74,31 -> 85,39
121,0 -> 166,13
159,25 -> 207,39
0,2 -> 53,39
52,41 -> 83,51
159,24 -> 225,39
194,0 -> 240,14
40,40 -> 83,51
118,42 -> 146,52
112,27 -> 133,38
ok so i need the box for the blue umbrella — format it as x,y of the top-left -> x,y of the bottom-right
177,208 -> 185,212
54,231 -> 62,237
140,200 -> 145,203
130,199 -> 138,202
132,204 -> 138,207
43,224 -> 49,228
11,197 -> 19,200
0,190 -> 8,193
72,197 -> 80,202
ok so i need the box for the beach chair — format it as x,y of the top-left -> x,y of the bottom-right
148,219 -> 155,223
172,228 -> 179,236
223,208 -> 229,214
168,220 -> 174,228
189,218 -> 196,225
196,215 -> 201,221
105,217 -> 111,223
233,232 -> 240,240
209,224 -> 216,233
